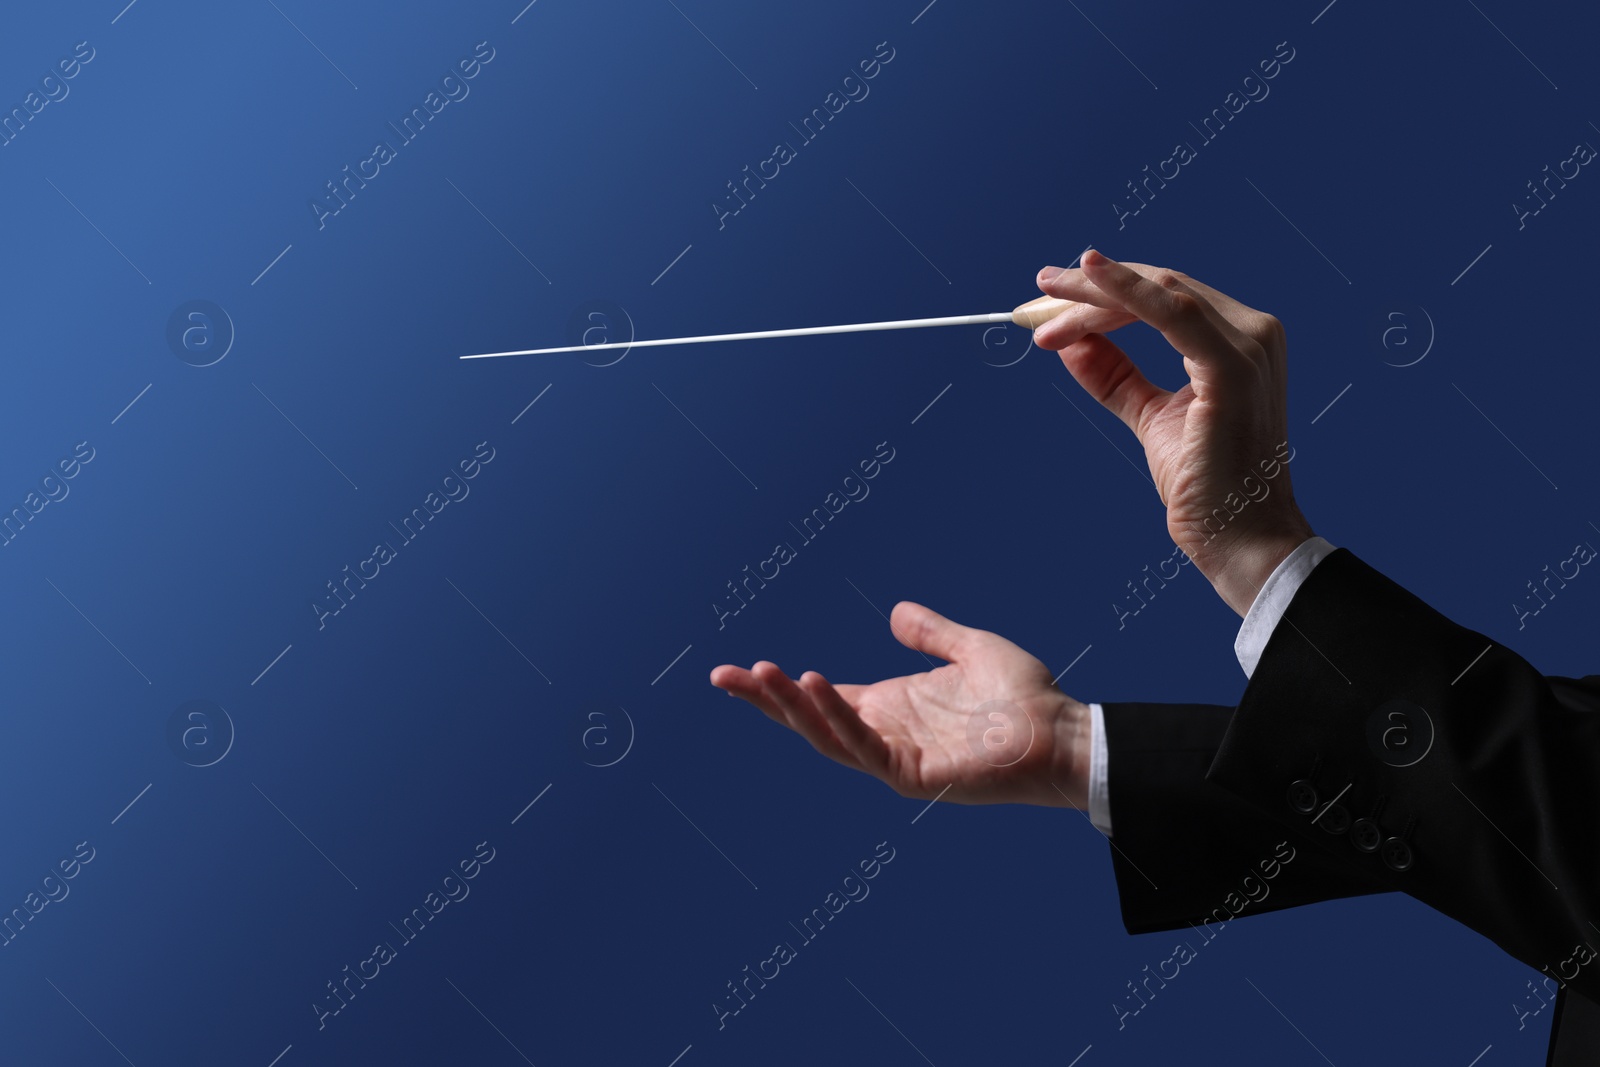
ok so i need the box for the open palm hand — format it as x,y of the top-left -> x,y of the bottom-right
710,601 -> 1091,808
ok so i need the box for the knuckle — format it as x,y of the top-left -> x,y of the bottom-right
1252,313 -> 1286,348
1166,290 -> 1204,318
1153,270 -> 1187,291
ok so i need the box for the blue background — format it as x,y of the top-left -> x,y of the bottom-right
0,0 -> 1594,1064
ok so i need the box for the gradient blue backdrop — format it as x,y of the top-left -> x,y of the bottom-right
0,0 -> 1594,1064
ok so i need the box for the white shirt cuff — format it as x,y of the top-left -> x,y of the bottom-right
1233,536 -> 1337,678
1087,702 -> 1112,835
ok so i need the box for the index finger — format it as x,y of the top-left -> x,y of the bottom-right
1072,260 -> 1266,323
1042,252 -> 1257,372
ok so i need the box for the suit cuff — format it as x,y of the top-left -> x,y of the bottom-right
1235,535 -> 1338,678
1087,702 -> 1111,835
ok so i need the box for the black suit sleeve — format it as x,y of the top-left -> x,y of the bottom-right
1100,700 -> 1390,936
1203,549 -> 1600,1014
1098,547 -> 1600,1062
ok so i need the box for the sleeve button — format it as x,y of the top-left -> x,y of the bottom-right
1350,818 -> 1382,852
1316,803 -> 1351,834
1288,779 -> 1319,814
1380,836 -> 1414,872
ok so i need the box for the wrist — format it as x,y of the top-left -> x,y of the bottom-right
1045,691 -> 1091,809
1190,517 -> 1315,617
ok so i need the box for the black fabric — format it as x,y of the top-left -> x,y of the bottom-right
1101,700 -> 1387,934
1550,987 -> 1600,1066
1100,548 -> 1600,1063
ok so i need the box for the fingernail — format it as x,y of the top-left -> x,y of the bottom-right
1082,248 -> 1106,267
1038,265 -> 1065,282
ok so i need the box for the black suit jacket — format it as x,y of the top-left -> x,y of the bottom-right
1101,548 -> 1600,1064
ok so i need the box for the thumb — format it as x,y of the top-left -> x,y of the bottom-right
1057,332 -> 1168,437
889,601 -> 969,661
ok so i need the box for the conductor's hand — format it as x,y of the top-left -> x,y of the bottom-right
1033,249 -> 1315,616
709,601 -> 1092,809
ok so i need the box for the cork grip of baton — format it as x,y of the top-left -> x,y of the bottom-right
1010,296 -> 1075,330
